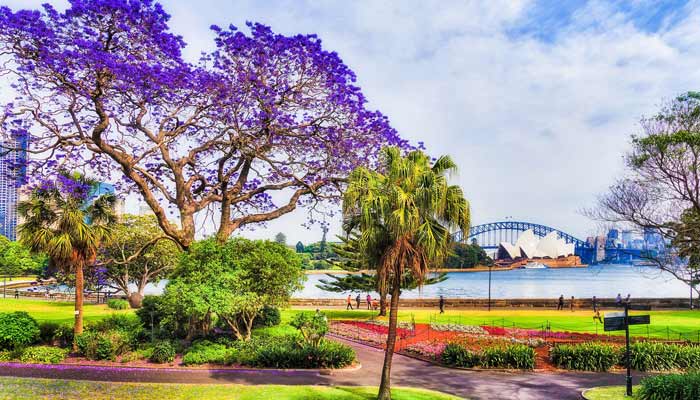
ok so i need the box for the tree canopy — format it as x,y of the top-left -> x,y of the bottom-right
590,92 -> 700,297
0,0 -> 408,248
98,214 -> 180,308
342,147 -> 470,400
161,238 -> 305,340
0,236 -> 43,278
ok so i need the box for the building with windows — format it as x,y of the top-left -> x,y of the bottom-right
0,138 -> 27,240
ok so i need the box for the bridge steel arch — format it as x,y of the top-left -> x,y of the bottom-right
452,221 -> 589,249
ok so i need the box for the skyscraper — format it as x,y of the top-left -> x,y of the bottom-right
0,137 -> 27,240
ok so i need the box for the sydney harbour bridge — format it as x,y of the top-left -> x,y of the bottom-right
451,221 -> 645,265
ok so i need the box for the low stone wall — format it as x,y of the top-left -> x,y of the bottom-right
290,297 -> 694,309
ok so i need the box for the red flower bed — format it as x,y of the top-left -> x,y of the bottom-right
481,326 -> 507,335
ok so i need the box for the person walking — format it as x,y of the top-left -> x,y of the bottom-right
346,294 -> 353,310
616,293 -> 622,306
570,296 -> 575,312
366,294 -> 372,310
14,289 -> 19,299
557,294 -> 564,310
355,293 -> 361,310
592,296 -> 598,313
439,295 -> 445,314
625,293 -> 631,304
593,310 -> 603,324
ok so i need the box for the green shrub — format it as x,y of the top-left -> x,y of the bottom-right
441,343 -> 480,368
251,338 -> 354,369
18,346 -> 68,364
638,372 -> 700,400
38,322 -> 60,345
182,340 -> 237,366
52,324 -> 74,348
628,342 -> 700,371
0,350 -> 13,361
75,331 -> 130,361
480,345 -> 535,369
120,347 -> 153,363
290,312 -> 328,347
149,341 -> 175,364
254,306 -> 281,328
0,312 -> 40,350
91,314 -> 144,346
550,343 -> 619,372
107,299 -> 130,310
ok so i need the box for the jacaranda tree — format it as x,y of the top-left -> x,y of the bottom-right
343,147 -> 470,400
0,0 -> 407,248
17,172 -> 116,345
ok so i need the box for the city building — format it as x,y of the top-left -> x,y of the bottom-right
0,137 -> 27,240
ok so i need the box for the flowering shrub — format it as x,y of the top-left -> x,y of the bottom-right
364,320 -> 414,330
329,322 -> 385,346
404,341 -> 447,360
430,323 -> 487,335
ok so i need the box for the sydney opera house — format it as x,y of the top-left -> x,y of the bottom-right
496,229 -> 576,263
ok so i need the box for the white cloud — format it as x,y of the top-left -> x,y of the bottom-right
5,0 -> 700,244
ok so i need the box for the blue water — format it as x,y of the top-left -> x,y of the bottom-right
24,264 -> 692,299
296,264 -> 692,299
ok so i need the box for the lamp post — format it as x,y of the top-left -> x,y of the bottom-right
488,264 -> 492,311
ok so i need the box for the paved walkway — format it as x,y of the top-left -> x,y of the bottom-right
0,338 -> 641,400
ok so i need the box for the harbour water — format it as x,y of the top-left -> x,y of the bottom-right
22,264 -> 692,299
295,264 -> 692,299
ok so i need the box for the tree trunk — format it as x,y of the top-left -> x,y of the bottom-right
73,261 -> 84,351
377,279 -> 401,400
128,291 -> 144,308
379,291 -> 387,316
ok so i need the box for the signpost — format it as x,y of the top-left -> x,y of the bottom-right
604,303 -> 651,397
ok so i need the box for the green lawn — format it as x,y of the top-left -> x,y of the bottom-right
583,386 -> 638,400
0,298 -> 132,324
0,377 -> 461,400
289,308 -> 700,340
1,299 -> 698,341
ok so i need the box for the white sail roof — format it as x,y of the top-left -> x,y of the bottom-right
497,230 -> 575,260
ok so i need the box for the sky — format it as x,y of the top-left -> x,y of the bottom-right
4,0 -> 700,245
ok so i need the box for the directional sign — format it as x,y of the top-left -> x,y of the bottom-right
604,317 -> 626,331
628,315 -> 650,325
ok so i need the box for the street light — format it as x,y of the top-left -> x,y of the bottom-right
488,264 -> 492,311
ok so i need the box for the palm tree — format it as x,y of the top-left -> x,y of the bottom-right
17,172 -> 116,345
343,147 -> 470,400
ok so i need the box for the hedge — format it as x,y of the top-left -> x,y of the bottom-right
18,346 -> 68,364
629,342 -> 700,372
638,372 -> 700,400
550,343 -> 619,372
106,299 -> 130,310
440,343 -> 535,370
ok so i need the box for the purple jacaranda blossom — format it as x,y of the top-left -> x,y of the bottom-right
0,0 -> 412,248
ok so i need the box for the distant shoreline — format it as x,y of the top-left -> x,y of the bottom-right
304,263 -> 588,275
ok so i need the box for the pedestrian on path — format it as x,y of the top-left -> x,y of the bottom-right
616,293 -> 622,306
557,294 -> 564,310
593,310 -> 603,324
439,295 -> 445,314
366,294 -> 372,310
355,293 -> 361,310
570,296 -> 575,312
625,293 -> 631,304
14,289 -> 19,299
592,296 -> 598,312
346,294 -> 353,310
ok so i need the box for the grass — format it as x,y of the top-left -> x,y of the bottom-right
0,298 -> 132,324
0,377 -> 461,400
288,308 -> 700,340
583,386 -> 638,400
1,298 -> 698,341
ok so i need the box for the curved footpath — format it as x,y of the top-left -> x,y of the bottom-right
0,337 -> 642,400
